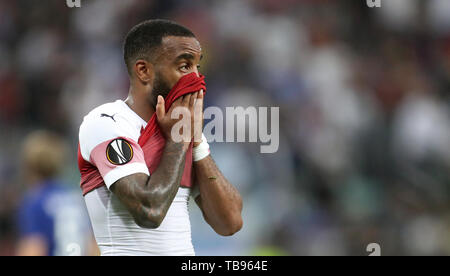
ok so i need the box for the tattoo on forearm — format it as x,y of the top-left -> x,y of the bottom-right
111,142 -> 187,227
194,156 -> 243,212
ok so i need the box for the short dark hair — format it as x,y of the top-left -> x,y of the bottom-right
123,19 -> 195,75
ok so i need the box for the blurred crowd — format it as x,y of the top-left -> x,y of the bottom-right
0,0 -> 449,255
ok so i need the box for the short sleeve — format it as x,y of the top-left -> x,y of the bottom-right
79,114 -> 149,189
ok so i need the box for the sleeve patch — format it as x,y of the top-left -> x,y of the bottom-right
106,138 -> 133,165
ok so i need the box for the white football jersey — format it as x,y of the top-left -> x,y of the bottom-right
78,100 -> 194,256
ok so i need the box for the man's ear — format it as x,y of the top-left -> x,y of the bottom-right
134,59 -> 154,84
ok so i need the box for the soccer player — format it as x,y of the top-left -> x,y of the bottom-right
17,131 -> 93,256
78,19 -> 243,256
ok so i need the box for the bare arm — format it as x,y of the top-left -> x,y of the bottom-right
190,90 -> 242,236
110,93 -> 198,228
194,156 -> 243,236
16,235 -> 47,256
111,141 -> 188,228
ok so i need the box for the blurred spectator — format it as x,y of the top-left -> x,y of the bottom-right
16,130 -> 95,256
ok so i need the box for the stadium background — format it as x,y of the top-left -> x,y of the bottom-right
0,0 -> 450,255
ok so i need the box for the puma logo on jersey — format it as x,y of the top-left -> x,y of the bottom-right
101,113 -> 117,122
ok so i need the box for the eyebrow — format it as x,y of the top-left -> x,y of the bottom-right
175,53 -> 203,62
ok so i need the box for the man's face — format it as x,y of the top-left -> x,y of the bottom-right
149,36 -> 202,105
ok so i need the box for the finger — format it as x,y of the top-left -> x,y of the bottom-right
189,92 -> 198,108
181,93 -> 192,106
155,95 -> 165,120
195,90 -> 204,110
197,89 -> 204,100
169,97 -> 183,109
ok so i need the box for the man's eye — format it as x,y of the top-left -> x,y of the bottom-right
180,64 -> 190,71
